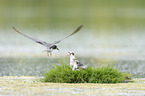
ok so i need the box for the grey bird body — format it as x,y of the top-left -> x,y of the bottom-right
12,25 -> 83,56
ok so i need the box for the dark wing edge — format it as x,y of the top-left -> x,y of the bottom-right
54,25 -> 83,44
12,27 -> 49,46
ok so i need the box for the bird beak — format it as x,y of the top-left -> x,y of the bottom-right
57,48 -> 60,51
68,51 -> 71,56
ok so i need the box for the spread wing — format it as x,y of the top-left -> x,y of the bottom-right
12,27 -> 51,47
53,25 -> 83,44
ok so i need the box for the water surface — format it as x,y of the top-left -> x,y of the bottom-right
0,57 -> 145,78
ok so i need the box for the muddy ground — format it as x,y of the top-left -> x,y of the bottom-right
0,76 -> 145,96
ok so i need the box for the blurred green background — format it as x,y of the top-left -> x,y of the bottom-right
0,0 -> 145,57
0,0 -> 145,32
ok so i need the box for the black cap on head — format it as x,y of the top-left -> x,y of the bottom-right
71,53 -> 74,55
68,52 -> 74,56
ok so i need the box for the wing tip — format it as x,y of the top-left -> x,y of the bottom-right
80,25 -> 83,27
12,26 -> 15,29
12,26 -> 23,34
75,25 -> 83,32
12,26 -> 18,32
79,25 -> 83,29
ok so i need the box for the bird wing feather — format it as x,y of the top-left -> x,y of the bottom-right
12,27 -> 51,47
53,25 -> 83,44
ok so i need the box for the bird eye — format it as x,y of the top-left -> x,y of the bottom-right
71,53 -> 74,55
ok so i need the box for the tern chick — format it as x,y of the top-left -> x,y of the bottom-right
68,52 -> 88,70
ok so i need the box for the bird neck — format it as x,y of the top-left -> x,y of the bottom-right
70,55 -> 76,62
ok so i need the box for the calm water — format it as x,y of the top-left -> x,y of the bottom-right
0,57 -> 145,78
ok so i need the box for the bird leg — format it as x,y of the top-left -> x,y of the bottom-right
47,52 -> 49,56
50,52 -> 52,56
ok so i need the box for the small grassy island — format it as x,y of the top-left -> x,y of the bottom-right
43,64 -> 132,83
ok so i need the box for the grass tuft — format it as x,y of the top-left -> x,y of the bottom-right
43,64 -> 132,83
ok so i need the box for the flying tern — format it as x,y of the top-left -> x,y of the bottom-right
12,25 -> 83,56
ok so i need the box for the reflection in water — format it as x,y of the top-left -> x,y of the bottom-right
0,57 -> 145,78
